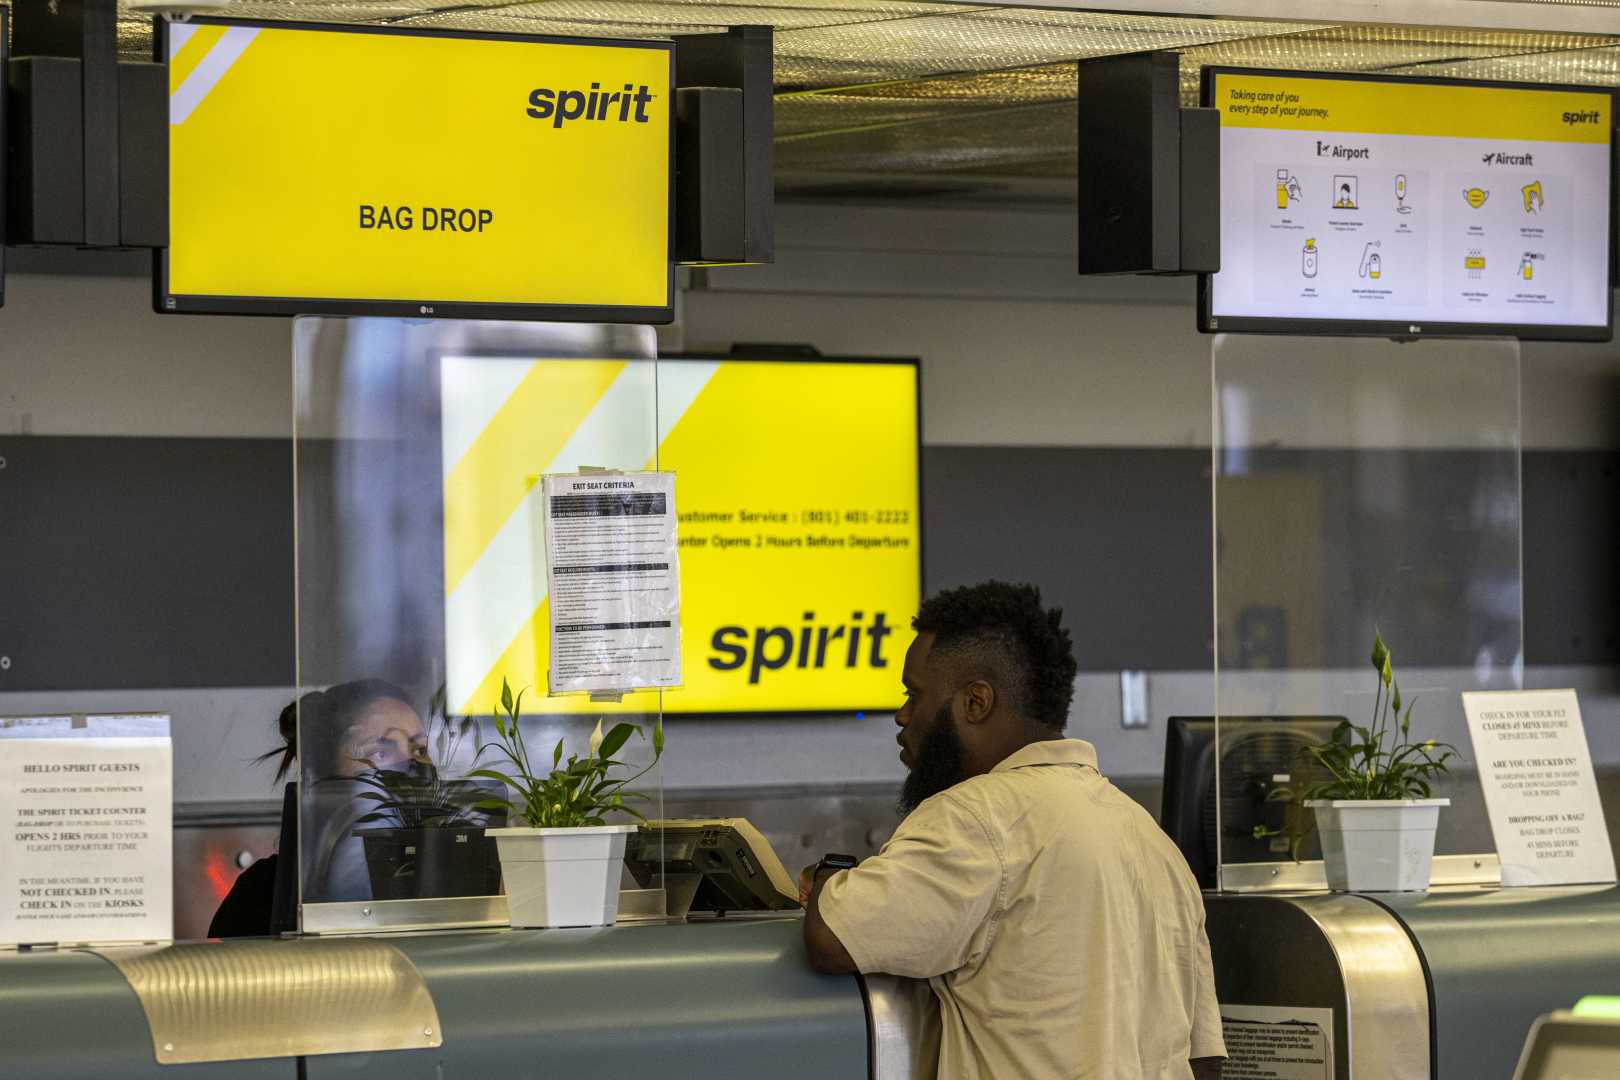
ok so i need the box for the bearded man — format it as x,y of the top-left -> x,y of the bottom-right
800,581 -> 1225,1080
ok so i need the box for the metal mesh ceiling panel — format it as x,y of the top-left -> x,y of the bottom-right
772,11 -> 1323,88
1177,24 -> 1619,103
776,98 -> 1077,174
1389,44 -> 1620,85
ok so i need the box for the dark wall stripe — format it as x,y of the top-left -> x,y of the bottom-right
1,436 -> 293,691
1,437 -> 1615,691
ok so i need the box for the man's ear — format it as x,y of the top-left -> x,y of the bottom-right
959,680 -> 996,725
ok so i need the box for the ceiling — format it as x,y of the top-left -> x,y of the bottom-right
110,1 -> 1620,201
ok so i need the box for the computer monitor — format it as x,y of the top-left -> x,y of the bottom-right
1161,716 -> 1344,887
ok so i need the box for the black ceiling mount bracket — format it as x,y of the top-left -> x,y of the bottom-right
8,0 -> 166,248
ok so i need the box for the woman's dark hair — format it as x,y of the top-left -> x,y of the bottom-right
258,679 -> 414,783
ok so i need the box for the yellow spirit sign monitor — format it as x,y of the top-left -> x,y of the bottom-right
1201,68 -> 1614,341
158,17 -> 673,321
439,355 -> 921,716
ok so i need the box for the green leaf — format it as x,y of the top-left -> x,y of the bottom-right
1391,679 -> 1402,715
1370,629 -> 1388,672
553,739 -> 564,769
500,678 -> 514,715
468,768 -> 519,788
653,717 -> 665,756
596,723 -> 637,762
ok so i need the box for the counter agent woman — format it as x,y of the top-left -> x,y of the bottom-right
207,679 -> 428,937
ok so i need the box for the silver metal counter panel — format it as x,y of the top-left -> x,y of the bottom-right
94,939 -> 443,1065
1374,886 -> 1620,1080
864,973 -> 940,1080
0,918 -> 865,1079
305,916 -> 868,1079
0,948 -> 291,1080
1206,892 -> 1430,1080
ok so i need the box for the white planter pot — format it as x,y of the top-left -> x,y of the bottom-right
489,825 -> 636,928
1306,799 -> 1450,892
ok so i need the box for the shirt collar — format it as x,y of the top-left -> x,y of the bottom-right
991,738 -> 1100,774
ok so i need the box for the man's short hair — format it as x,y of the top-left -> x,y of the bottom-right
912,581 -> 1078,731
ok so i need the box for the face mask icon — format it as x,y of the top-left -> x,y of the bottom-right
1463,187 -> 1490,209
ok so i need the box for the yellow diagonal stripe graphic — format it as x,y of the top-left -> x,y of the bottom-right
443,359 -> 626,594
168,25 -> 227,94
460,596 -> 658,716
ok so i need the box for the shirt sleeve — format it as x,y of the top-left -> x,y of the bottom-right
816,792 -> 1004,979
1189,919 -> 1227,1060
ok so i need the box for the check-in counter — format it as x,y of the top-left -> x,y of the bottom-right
0,917 -> 885,1080
1206,885 -> 1620,1079
16,888 -> 1615,1080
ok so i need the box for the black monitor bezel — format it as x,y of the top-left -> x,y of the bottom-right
1197,65 -> 1617,343
153,15 -> 676,323
1161,714 -> 1347,886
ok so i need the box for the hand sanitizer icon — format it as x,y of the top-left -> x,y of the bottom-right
1302,238 -> 1319,278
1358,241 -> 1382,279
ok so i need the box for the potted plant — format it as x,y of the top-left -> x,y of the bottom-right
472,679 -> 664,928
1265,631 -> 1457,891
352,691 -> 505,900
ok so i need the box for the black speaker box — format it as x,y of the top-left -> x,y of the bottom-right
673,26 -> 774,265
1077,52 -> 1219,276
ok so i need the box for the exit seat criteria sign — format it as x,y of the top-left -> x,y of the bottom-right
163,19 -> 671,317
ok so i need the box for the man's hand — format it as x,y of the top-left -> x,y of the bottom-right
801,863 -> 857,975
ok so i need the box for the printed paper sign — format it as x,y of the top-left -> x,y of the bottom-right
543,470 -> 681,695
1219,1004 -> 1334,1080
0,715 -> 173,946
1463,689 -> 1616,887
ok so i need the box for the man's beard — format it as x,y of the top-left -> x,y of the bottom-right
899,701 -> 970,815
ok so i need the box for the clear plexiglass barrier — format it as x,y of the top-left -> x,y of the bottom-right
293,318 -> 668,931
1211,334 -> 1522,891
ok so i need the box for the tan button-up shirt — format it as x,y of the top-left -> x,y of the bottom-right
819,738 -> 1224,1080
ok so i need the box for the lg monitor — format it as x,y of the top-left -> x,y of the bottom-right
1200,67 -> 1615,342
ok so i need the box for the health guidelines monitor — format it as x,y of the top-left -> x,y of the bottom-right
1200,68 -> 1615,342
